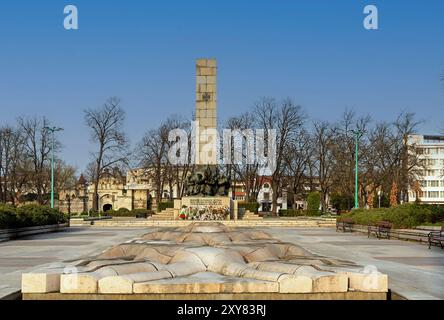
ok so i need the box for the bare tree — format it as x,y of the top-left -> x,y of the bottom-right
17,116 -> 58,204
254,98 -> 306,215
225,112 -> 261,202
137,122 -> 170,209
359,112 -> 423,206
54,160 -> 77,195
394,112 -> 422,203
329,110 -> 371,208
163,116 -> 191,201
0,126 -> 25,203
84,97 -> 128,212
312,121 -> 335,212
283,129 -> 313,209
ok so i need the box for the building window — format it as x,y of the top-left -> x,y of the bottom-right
428,191 -> 439,198
428,180 -> 440,187
427,159 -> 437,166
426,170 -> 437,176
441,191 -> 444,198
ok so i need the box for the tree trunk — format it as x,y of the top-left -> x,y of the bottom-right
93,181 -> 99,212
320,191 -> 327,213
272,183 -> 278,216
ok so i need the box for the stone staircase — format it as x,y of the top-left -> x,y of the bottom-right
150,208 -> 175,220
239,209 -> 263,220
70,217 -> 337,228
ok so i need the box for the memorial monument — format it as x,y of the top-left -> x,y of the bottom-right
173,59 -> 233,221
21,222 -> 388,299
21,59 -> 389,300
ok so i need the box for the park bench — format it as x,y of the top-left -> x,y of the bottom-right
428,226 -> 444,249
336,218 -> 354,232
368,221 -> 392,239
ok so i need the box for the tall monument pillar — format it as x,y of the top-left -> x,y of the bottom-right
195,58 -> 217,165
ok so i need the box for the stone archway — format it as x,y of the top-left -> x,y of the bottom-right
103,204 -> 112,212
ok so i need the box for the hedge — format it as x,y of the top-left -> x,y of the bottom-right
279,209 -> 306,217
106,208 -> 152,217
157,201 -> 174,212
238,202 -> 259,213
421,204 -> 444,223
338,203 -> 443,229
0,204 -> 68,229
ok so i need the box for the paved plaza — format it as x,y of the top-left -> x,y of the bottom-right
0,227 -> 146,299
0,226 -> 443,299
265,228 -> 444,300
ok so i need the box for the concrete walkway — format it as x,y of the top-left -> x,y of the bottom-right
0,226 -> 443,300
265,228 -> 444,300
0,227 -> 146,299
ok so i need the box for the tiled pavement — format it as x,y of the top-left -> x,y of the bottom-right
265,228 -> 444,300
0,227 -> 146,299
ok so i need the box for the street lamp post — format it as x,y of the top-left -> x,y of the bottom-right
352,129 -> 364,209
44,126 -> 63,209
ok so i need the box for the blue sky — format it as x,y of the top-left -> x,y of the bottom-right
0,0 -> 443,172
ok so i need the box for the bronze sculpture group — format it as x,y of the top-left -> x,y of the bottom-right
185,165 -> 230,196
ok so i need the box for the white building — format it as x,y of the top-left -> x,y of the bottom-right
408,135 -> 444,204
231,177 -> 288,212
256,180 -> 288,212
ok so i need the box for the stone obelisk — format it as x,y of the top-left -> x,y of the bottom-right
195,58 -> 217,165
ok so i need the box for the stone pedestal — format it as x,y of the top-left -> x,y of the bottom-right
174,196 -> 231,220
232,200 -> 238,221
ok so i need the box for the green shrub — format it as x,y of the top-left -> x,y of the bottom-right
117,207 -> 130,213
0,204 -> 68,229
106,210 -> 120,216
88,209 -> 99,216
422,204 -> 444,223
338,203 -> 433,228
279,209 -> 305,217
238,202 -> 259,213
306,192 -> 321,216
132,209 -> 151,216
339,209 -> 386,226
106,208 -> 152,217
16,204 -> 68,228
0,203 -> 18,228
157,201 -> 174,212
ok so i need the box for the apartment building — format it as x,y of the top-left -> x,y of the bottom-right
408,135 -> 444,204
